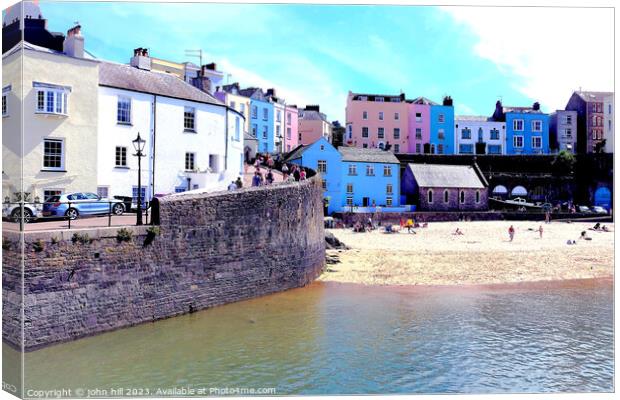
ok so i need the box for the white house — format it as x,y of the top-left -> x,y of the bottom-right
454,116 -> 506,155
97,55 -> 244,202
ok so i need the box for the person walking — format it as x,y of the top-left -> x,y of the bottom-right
282,163 -> 289,180
266,169 -> 274,185
508,225 -> 515,242
251,172 -> 262,187
300,169 -> 307,181
293,167 -> 301,181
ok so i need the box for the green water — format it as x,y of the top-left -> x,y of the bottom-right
3,280 -> 614,396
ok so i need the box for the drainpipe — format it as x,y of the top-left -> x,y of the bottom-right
151,95 -> 157,198
224,107 -> 229,171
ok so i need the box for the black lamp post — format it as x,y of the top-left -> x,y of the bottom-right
132,132 -> 146,226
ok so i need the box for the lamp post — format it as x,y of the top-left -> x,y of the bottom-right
132,132 -> 146,226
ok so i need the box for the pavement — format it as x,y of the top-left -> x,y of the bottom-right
242,164 -> 284,187
3,212 -> 149,232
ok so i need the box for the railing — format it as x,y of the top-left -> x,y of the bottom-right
2,199 -> 151,232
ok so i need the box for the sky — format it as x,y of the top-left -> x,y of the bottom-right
33,1 -> 614,122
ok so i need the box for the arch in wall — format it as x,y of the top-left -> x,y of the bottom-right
511,185 -> 528,197
492,185 -> 508,195
594,186 -> 611,210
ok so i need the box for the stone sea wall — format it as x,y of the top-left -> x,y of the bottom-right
2,177 -> 325,350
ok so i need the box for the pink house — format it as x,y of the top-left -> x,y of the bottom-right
407,97 -> 435,153
298,105 -> 332,146
345,91 -> 409,153
284,105 -> 299,153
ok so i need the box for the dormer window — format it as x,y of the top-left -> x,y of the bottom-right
34,82 -> 70,116
375,97 -> 384,102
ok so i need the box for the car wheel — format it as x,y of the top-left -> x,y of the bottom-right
112,203 -> 124,215
65,208 -> 79,220
11,208 -> 33,224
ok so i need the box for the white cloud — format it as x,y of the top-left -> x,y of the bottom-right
441,6 -> 613,111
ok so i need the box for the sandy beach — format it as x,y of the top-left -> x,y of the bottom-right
320,221 -> 614,286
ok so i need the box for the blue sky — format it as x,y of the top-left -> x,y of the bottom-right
37,1 -> 613,122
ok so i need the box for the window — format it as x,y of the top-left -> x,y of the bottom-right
348,164 -> 357,175
460,191 -> 465,204
366,165 -> 375,176
276,110 -> 281,122
252,124 -> 257,136
359,96 -> 368,101
438,114 -> 445,123
262,126 -> 268,139
428,189 -> 433,203
44,189 -> 63,201
209,154 -> 220,172
320,145 -> 325,151
378,112 -> 384,121
362,111 -> 368,120
394,144 -> 400,153
459,144 -> 474,154
461,128 -> 471,139
346,196 -> 354,206
513,135 -> 524,148
115,146 -> 127,167
532,136 -> 542,149
96,187 -> 108,199
251,105 -> 257,119
2,94 -> 6,117
415,112 -> 422,122
488,145 -> 501,154
478,128 -> 483,142
234,117 -> 241,141
565,128 -> 572,138
416,143 -> 421,153
184,107 -> 196,131
566,114 -> 572,124
287,112 -> 291,124
378,127 -> 384,139
394,112 -> 400,120
531,120 -> 542,132
262,108 -> 268,120
376,97 -> 384,102
287,127 -> 291,139
490,128 -> 500,140
608,120 -> 612,131
132,186 -> 147,205
362,127 -> 369,138
185,152 -> 196,171
175,187 -> 186,193
415,128 -> 422,139
362,143 -> 368,148
437,144 -> 444,154
608,104 -> 612,114
35,86 -> 69,115
475,190 -> 481,204
444,190 -> 449,203
276,125 -> 281,138
386,197 -> 393,206
230,101 -> 236,109
383,165 -> 392,177
393,128 -> 400,139
263,143 -> 268,152
322,180 -> 327,190
240,103 -> 245,113
117,96 -> 131,124
438,129 -> 445,140
386,184 -> 393,195
43,139 -> 64,170
347,183 -> 354,194
317,160 -> 327,173
513,119 -> 524,131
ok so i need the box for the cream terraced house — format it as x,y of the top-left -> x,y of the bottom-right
2,39 -> 99,204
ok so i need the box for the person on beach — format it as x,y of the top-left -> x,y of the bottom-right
235,177 -> 243,189
508,225 -> 515,241
454,228 -> 464,235
538,225 -> 543,238
227,181 -> 237,191
405,219 -> 414,233
400,218 -> 405,229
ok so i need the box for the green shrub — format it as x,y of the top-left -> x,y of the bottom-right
72,232 -> 91,245
143,226 -> 160,247
32,239 -> 44,252
116,228 -> 133,243
50,236 -> 59,245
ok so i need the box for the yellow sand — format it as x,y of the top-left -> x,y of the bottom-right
320,221 -> 614,286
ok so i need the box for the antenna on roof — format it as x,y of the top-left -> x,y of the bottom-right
184,49 -> 203,67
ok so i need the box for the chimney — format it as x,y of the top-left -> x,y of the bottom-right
130,47 -> 151,70
306,105 -> 320,112
442,95 -> 453,106
532,101 -> 540,111
266,88 -> 276,97
63,25 -> 84,58
191,76 -> 213,94
215,86 -> 221,93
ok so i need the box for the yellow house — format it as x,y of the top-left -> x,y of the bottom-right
2,37 -> 99,204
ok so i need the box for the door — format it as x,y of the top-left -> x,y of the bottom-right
362,197 -> 370,207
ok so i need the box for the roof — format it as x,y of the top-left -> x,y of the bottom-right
99,61 -> 222,105
455,115 -> 490,122
350,91 -> 405,102
284,144 -> 311,161
244,131 -> 258,142
502,105 -> 543,114
575,91 -> 613,103
408,96 -> 438,105
338,146 -> 399,164
407,164 -> 485,189
299,110 -> 327,121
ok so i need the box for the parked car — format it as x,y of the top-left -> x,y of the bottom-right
42,192 -> 125,220
591,206 -> 608,215
2,202 -> 42,223
577,205 -> 592,214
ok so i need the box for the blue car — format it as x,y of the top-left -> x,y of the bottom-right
43,192 -> 125,220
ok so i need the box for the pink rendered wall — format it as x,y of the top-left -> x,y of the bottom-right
407,103 -> 431,153
299,120 -> 327,145
346,95 -> 409,152
284,107 -> 299,152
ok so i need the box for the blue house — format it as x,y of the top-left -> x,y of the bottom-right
491,100 -> 549,154
429,96 -> 455,154
239,88 -> 274,153
338,146 -> 401,211
287,137 -> 342,214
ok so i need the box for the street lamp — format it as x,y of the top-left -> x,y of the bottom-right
132,132 -> 146,225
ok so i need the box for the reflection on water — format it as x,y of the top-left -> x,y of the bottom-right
7,280 -> 614,395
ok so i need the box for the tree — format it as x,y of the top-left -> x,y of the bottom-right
551,149 -> 576,176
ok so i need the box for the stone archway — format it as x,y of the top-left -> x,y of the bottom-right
511,185 -> 527,198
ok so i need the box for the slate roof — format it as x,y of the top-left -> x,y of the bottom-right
407,164 -> 486,189
338,146 -> 399,164
575,91 -> 613,103
283,144 -> 310,161
455,115 -> 490,122
299,110 -> 327,121
99,62 -> 224,105
502,105 -> 543,114
408,96 -> 438,105
244,131 -> 258,141
99,61 -> 222,105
